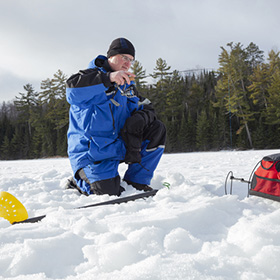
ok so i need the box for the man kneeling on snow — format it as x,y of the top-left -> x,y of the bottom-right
65,37 -> 166,196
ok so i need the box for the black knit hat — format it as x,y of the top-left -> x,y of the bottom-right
107,38 -> 135,58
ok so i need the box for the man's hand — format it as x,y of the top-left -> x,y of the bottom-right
110,71 -> 136,85
123,112 -> 146,135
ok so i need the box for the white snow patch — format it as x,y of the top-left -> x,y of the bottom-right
0,150 -> 280,279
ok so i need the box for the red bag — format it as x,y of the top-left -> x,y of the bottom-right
250,153 -> 280,201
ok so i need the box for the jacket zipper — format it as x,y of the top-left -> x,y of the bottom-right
109,103 -> 116,131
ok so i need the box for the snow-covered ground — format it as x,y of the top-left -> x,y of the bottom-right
1,149 -> 280,280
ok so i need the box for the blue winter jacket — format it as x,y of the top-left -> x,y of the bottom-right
66,55 -> 150,177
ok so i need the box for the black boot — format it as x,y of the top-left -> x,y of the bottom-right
124,179 -> 153,192
65,177 -> 85,195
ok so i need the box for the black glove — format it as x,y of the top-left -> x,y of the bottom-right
123,111 -> 146,135
121,129 -> 142,164
123,150 -> 141,164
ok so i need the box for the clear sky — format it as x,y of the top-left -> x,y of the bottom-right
0,0 -> 279,102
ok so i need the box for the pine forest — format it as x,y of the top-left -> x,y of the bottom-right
1,42 -> 280,160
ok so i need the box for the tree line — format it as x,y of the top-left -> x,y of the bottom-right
1,42 -> 280,160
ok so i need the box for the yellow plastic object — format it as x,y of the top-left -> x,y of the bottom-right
0,191 -> 28,224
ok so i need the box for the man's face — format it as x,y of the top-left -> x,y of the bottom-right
108,54 -> 134,72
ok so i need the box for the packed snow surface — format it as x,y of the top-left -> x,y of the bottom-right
1,150 -> 280,280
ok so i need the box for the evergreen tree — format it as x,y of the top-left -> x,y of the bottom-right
214,42 -> 263,148
150,58 -> 172,122
52,70 -> 69,156
38,70 -> 68,156
10,127 -> 23,159
267,49 -> 280,75
164,71 -> 186,151
165,70 -> 185,122
177,111 -> 188,151
1,135 -> 11,159
266,68 -> 280,125
0,102 -> 10,147
251,119 -> 265,149
248,64 -> 270,109
186,80 -> 204,120
131,60 -> 147,90
14,84 -> 38,157
151,58 -> 172,83
196,110 -> 210,151
178,109 -> 195,152
245,42 -> 265,71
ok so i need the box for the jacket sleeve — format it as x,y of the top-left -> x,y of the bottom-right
135,86 -> 157,126
66,68 -> 113,105
122,86 -> 157,135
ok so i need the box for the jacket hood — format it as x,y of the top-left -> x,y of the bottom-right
88,55 -> 112,72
